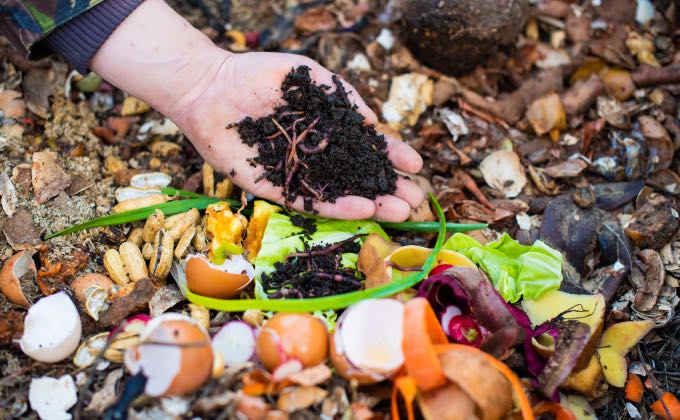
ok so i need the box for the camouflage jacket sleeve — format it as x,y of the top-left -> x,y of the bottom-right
0,0 -> 104,54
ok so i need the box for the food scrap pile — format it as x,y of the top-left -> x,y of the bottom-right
1,0 -> 680,419
238,65 -> 397,208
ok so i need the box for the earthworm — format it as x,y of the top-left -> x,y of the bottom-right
298,137 -> 329,154
385,261 -> 423,272
299,179 -> 322,200
286,234 -> 366,260
271,118 -> 292,144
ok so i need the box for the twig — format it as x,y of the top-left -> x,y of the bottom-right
632,63 -> 680,87
638,343 -> 673,419
454,169 -> 495,210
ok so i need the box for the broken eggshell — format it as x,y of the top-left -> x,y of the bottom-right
70,273 -> 114,321
29,375 -> 78,420
124,313 -> 213,397
20,291 -> 82,363
184,254 -> 254,299
330,299 -> 405,384
0,250 -> 36,308
212,321 -> 256,367
479,150 -> 527,198
255,312 -> 328,372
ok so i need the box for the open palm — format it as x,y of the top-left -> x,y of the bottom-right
171,51 -> 424,221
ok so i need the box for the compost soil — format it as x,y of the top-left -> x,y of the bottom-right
290,213 -> 317,239
261,237 -> 364,298
238,66 -> 397,207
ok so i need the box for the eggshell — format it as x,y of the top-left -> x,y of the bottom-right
20,292 -> 82,363
29,375 -> 77,420
125,313 -> 213,397
255,313 -> 328,371
0,250 -> 36,308
70,273 -> 114,304
329,332 -> 387,385
185,254 -> 253,299
337,299 -> 404,376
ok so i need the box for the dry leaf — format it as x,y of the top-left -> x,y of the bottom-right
544,159 -> 588,178
31,150 -> 72,204
277,386 -> 328,413
526,92 -> 567,136
288,364 -> 332,387
0,172 -> 17,217
626,32 -> 660,67
381,73 -> 433,129
85,369 -> 124,414
356,234 -> 400,289
294,6 -> 337,34
439,349 -> 513,420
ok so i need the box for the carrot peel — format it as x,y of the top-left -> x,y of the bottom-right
402,297 -> 449,391
391,375 -> 418,420
625,373 -> 644,404
651,392 -> 680,420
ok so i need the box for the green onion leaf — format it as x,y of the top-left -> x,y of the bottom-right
182,192 -> 449,312
46,187 -> 484,240
379,220 -> 486,233
44,197 -> 223,239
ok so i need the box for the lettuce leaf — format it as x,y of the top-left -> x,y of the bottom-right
443,233 -> 562,303
253,213 -> 389,298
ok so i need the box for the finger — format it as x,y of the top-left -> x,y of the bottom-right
289,195 -> 376,220
374,195 -> 412,222
384,137 -> 424,174
394,177 -> 426,209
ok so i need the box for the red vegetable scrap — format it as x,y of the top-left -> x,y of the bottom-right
417,266 -> 525,357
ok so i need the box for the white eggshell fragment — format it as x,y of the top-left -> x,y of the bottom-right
479,150 -> 527,198
338,299 -> 404,375
29,375 -> 78,420
20,292 -> 82,363
212,321 -> 256,367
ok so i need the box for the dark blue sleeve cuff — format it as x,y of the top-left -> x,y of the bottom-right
44,0 -> 145,74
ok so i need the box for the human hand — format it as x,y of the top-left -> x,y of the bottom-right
169,51 -> 424,221
91,0 -> 423,221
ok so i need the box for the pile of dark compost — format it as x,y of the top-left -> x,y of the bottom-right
261,235 -> 364,298
238,66 -> 397,210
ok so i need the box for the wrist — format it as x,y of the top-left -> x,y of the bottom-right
90,0 -> 230,117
